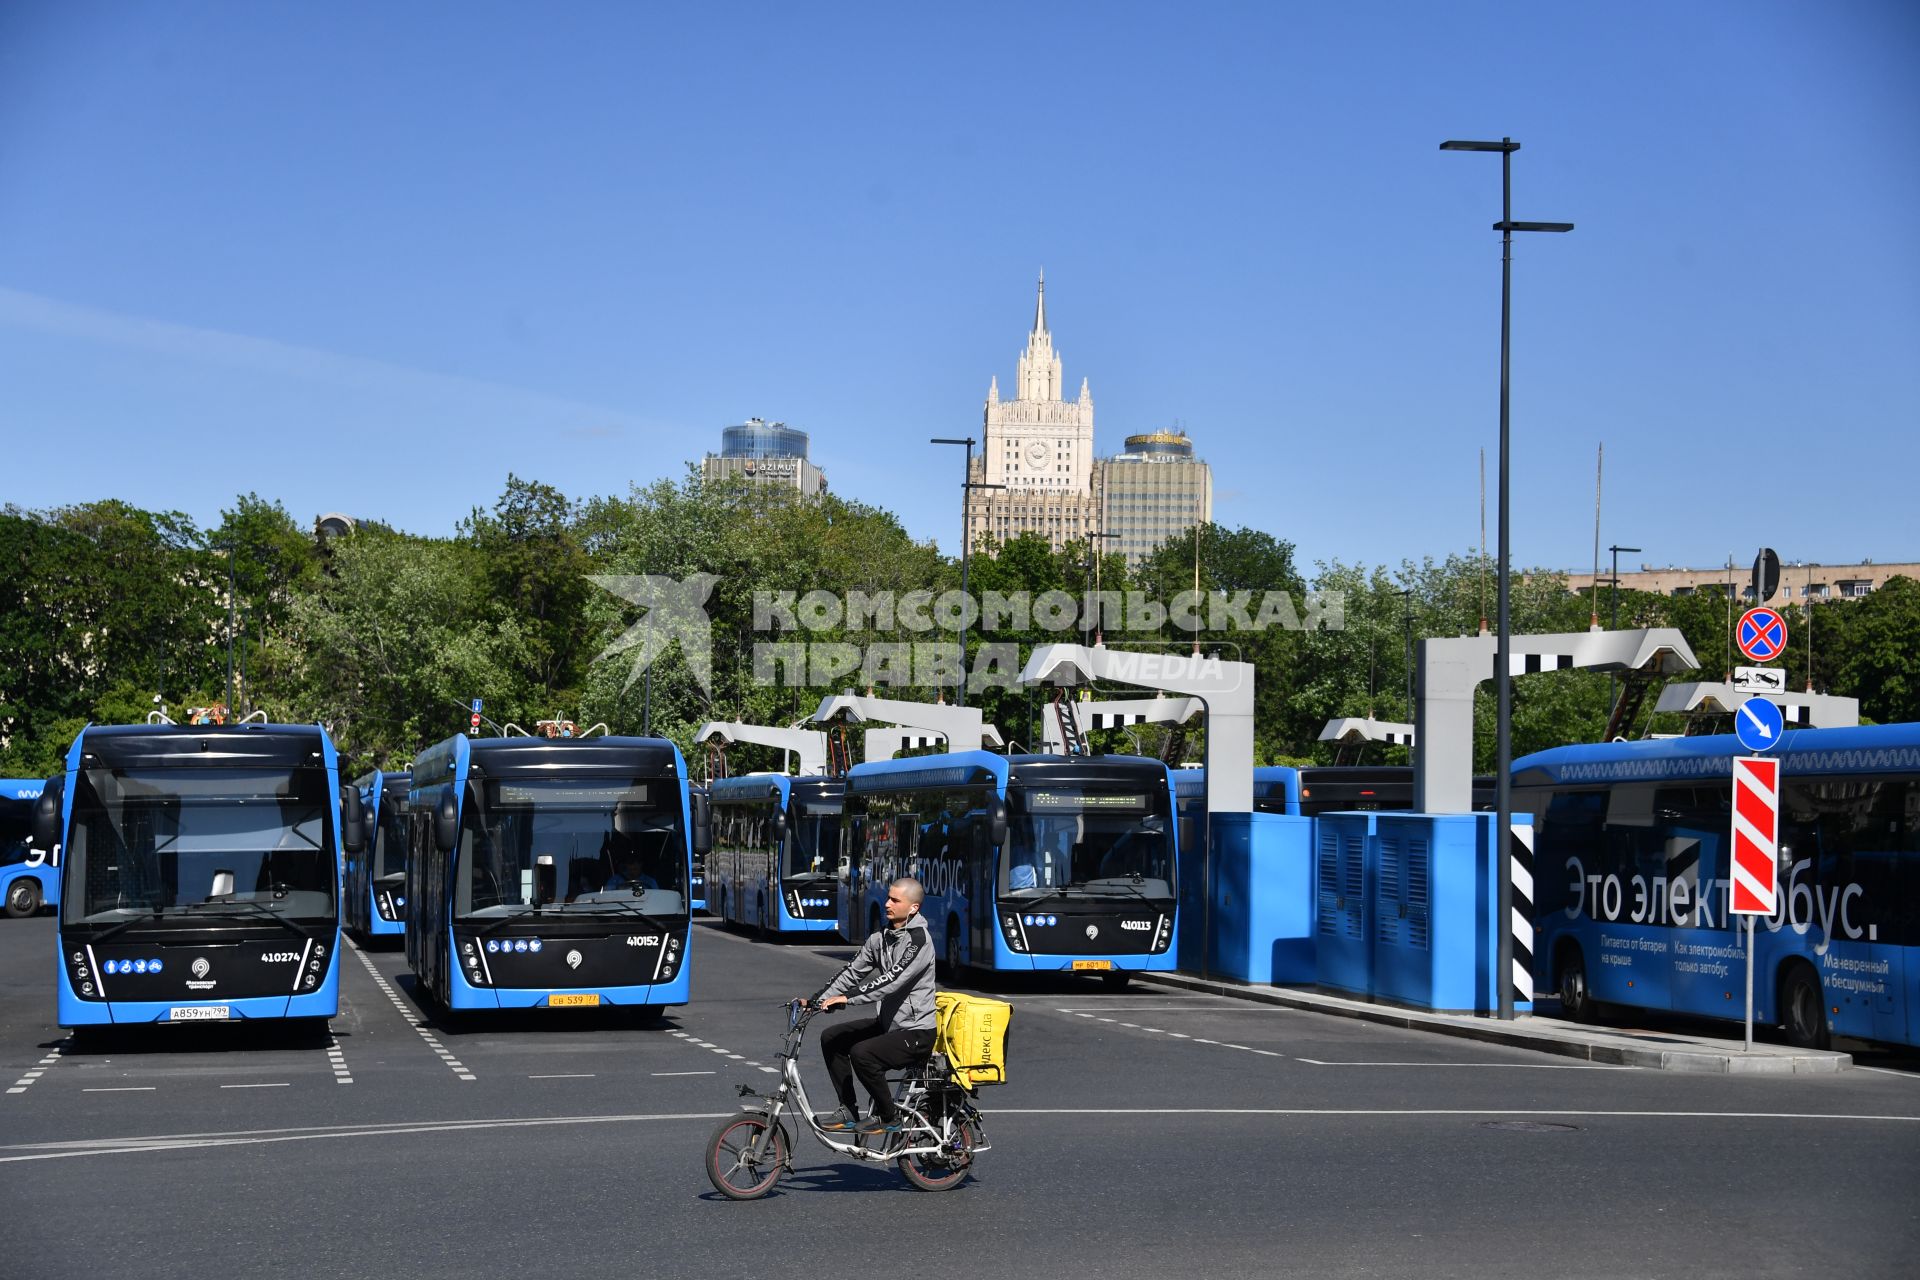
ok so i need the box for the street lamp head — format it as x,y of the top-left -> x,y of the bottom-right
930,437 -> 972,447
1494,220 -> 1575,233
1441,139 -> 1520,153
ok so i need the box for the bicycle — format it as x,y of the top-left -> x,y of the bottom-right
704,1000 -> 991,1199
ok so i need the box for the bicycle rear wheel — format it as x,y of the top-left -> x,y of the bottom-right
706,1112 -> 787,1200
897,1116 -> 983,1192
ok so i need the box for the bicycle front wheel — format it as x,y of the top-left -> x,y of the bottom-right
705,1112 -> 787,1200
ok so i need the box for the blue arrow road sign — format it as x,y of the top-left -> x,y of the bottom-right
471,698 -> 483,713
1735,696 -> 1785,753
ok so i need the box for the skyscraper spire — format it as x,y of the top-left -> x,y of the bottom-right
1033,269 -> 1047,334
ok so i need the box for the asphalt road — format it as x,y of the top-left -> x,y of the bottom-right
3,914 -> 1917,1279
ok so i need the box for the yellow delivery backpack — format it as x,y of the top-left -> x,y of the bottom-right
933,991 -> 1013,1088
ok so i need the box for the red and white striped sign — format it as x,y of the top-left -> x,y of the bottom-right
1730,756 -> 1779,916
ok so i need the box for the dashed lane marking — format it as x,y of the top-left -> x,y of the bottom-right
1067,1007 -> 1630,1069
326,1029 -> 353,1086
350,940 -> 476,1082
667,1026 -> 775,1075
1294,1058 -> 1636,1070
82,1087 -> 155,1093
7,1043 -> 65,1096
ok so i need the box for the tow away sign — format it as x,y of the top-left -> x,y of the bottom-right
1733,666 -> 1787,694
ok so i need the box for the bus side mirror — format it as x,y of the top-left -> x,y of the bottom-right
340,787 -> 367,855
31,789 -> 61,854
987,798 -> 1008,848
434,788 -> 461,854
534,854 -> 556,906
772,805 -> 789,842
691,793 -> 712,858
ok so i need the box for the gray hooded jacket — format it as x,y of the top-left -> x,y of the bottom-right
816,912 -> 937,1032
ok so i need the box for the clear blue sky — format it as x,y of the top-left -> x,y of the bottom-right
3,1 -> 1915,576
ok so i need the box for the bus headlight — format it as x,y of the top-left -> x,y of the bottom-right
999,914 -> 1028,953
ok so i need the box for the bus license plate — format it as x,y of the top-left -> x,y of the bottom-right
169,1005 -> 231,1022
549,994 -> 599,1008
1071,960 -> 1112,971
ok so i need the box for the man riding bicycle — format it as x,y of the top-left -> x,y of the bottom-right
806,877 -> 936,1135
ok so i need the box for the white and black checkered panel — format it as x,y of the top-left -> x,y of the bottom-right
1508,652 -> 1575,676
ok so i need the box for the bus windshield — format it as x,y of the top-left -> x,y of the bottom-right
1000,787 -> 1173,900
61,767 -> 338,925
457,779 -> 686,919
787,807 -> 841,878
1,796 -> 34,867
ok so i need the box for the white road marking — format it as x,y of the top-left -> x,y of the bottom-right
1069,1006 -> 1623,1071
7,1043 -> 66,1097
531,1074 -> 597,1079
326,1028 -> 353,1086
1853,1065 -> 1920,1081
350,940 -> 476,1082
1294,1058 -> 1636,1071
220,1083 -> 291,1089
7,1105 -> 1917,1166
81,1087 -> 156,1093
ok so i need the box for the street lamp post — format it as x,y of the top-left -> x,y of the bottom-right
1607,544 -> 1641,632
1441,136 -> 1573,1021
1083,531 -> 1116,646
215,540 -> 239,717
931,437 -> 1004,707
1607,544 -> 1641,704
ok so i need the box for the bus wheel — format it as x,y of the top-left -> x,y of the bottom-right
1556,946 -> 1595,1024
1781,965 -> 1831,1050
5,879 -> 42,918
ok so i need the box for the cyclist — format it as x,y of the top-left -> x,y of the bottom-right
807,876 -> 936,1135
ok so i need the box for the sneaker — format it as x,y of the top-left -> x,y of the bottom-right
854,1114 -> 901,1135
814,1106 -> 857,1131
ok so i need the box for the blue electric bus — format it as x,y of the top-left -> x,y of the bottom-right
405,734 -> 694,1014
43,722 -> 361,1028
1514,722 -> 1920,1049
346,770 -> 411,942
842,752 -> 1178,983
709,774 -> 844,937
3,778 -> 53,918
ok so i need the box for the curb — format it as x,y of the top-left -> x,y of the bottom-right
1138,970 -> 1851,1075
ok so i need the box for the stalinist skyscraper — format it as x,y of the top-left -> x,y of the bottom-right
967,274 -> 1100,553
